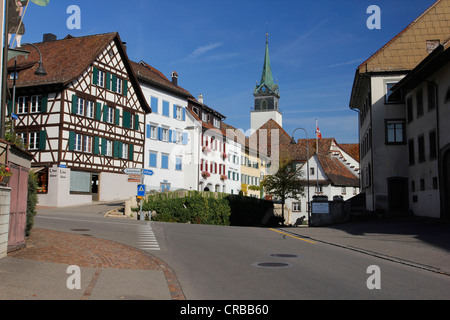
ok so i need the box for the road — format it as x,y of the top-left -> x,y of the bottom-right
35,203 -> 450,300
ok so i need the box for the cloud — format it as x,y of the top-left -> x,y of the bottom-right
172,42 -> 223,64
325,58 -> 366,69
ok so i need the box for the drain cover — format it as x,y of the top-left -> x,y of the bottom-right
270,254 -> 299,258
252,262 -> 292,268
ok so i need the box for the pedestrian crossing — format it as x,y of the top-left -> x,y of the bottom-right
137,222 -> 160,251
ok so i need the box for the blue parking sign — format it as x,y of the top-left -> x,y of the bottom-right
137,185 -> 146,197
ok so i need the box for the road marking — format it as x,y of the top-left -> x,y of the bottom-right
137,223 -> 160,251
269,229 -> 316,244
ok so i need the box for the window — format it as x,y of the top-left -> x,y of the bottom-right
70,171 -> 91,194
341,186 -> 346,195
175,157 -> 182,171
428,83 -> 436,111
29,131 -> 40,150
386,82 -> 401,103
17,97 -> 28,114
97,69 -> 105,87
122,143 -> 129,159
149,125 -> 157,139
86,100 -> 94,118
418,135 -> 425,163
292,202 -> 301,212
76,97 -> 85,116
175,106 -> 183,120
408,139 -> 415,166
315,185 -> 323,194
417,89 -> 424,118
106,107 -> 114,124
162,101 -> 170,117
83,136 -> 92,153
213,117 -> 220,128
407,97 -> 413,123
30,95 -> 41,113
385,119 -> 405,144
310,167 -> 315,175
202,112 -> 208,122
429,130 -> 437,160
161,154 -> 169,169
162,128 -> 169,142
115,77 -> 123,94
105,140 -> 113,157
149,151 -> 157,168
74,133 -> 82,152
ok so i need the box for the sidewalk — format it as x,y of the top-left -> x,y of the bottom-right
0,228 -> 185,300
281,216 -> 450,276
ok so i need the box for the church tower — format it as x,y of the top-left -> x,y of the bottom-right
251,34 -> 282,131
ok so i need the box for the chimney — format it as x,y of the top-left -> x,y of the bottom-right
122,42 -> 127,52
198,94 -> 203,104
171,71 -> 178,86
43,33 -> 57,42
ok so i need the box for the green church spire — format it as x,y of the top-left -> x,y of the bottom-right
254,33 -> 279,97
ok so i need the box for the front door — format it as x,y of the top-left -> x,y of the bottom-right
92,173 -> 99,201
388,177 -> 409,216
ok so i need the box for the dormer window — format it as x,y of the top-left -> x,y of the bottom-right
202,112 -> 208,122
213,117 -> 220,128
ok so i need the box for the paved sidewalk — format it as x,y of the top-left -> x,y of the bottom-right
0,228 -> 185,300
281,216 -> 450,276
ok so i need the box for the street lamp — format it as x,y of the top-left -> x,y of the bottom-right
291,128 -> 310,227
22,43 -> 47,76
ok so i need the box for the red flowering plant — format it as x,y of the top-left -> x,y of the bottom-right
220,175 -> 227,181
201,171 -> 211,178
0,165 -> 12,178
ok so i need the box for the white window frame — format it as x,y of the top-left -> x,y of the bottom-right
74,133 -> 82,152
292,202 -> 301,212
162,128 -> 169,142
98,70 -> 105,87
202,112 -> 208,122
106,140 -> 113,157
122,143 -> 129,159
29,132 -> 40,150
116,77 -> 123,93
86,100 -> 94,119
150,125 -> 157,140
107,107 -> 114,124
176,106 -> 183,120
213,117 -> 220,128
83,136 -> 92,153
17,96 -> 28,114
30,95 -> 41,113
76,97 -> 85,116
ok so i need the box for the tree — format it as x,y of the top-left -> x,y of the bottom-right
261,158 -> 305,225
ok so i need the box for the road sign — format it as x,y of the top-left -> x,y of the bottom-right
142,169 -> 154,176
128,175 -> 141,179
128,178 -> 141,183
123,168 -> 142,175
11,113 -> 19,120
137,185 -> 146,197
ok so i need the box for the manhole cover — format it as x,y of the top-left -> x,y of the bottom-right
270,254 -> 299,258
71,229 -> 90,232
252,262 -> 292,268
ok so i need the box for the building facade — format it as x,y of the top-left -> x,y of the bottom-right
7,33 -> 151,207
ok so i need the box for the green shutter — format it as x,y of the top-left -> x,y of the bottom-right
7,99 -> 13,116
118,141 -> 123,159
41,95 -> 48,113
111,75 -> 117,92
93,67 -> 98,85
103,105 -> 108,122
134,114 -> 139,130
39,130 -> 47,151
101,138 -> 107,155
115,108 -> 120,125
68,131 -> 75,151
113,141 -> 119,158
128,144 -> 134,161
71,94 -> 78,114
93,136 -> 100,155
123,110 -> 131,128
123,79 -> 128,96
106,72 -> 111,90
95,102 -> 102,120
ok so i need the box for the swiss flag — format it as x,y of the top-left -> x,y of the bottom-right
316,126 -> 322,139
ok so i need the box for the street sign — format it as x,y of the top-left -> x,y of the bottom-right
137,185 -> 146,197
128,175 -> 141,179
142,169 -> 154,176
11,113 -> 19,120
128,178 -> 141,183
123,168 -> 142,175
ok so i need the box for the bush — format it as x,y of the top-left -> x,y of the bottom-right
26,171 -> 38,237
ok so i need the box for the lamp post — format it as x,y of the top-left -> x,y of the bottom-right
22,43 -> 47,76
290,128 -> 310,227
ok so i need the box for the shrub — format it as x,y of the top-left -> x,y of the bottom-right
26,171 -> 38,237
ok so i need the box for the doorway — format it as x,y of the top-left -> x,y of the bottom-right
91,173 -> 99,201
388,177 -> 409,216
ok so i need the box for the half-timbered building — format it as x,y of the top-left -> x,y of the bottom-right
7,32 -> 151,207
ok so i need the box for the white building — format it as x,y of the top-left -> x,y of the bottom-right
131,61 -> 195,192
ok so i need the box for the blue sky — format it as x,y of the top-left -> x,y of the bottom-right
20,0 -> 437,143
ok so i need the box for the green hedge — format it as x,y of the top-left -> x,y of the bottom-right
135,191 -> 274,227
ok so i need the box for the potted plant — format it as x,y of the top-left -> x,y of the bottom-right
201,171 -> 211,178
0,164 -> 13,184
220,174 -> 227,181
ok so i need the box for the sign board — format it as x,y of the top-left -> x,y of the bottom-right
312,202 -> 329,214
142,169 -> 154,176
123,168 -> 142,175
128,178 -> 141,183
11,113 -> 19,120
129,175 -> 141,179
137,185 -> 146,197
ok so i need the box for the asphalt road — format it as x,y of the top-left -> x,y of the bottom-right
35,204 -> 450,300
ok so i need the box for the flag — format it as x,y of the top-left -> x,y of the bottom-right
316,126 -> 322,139
31,0 -> 50,6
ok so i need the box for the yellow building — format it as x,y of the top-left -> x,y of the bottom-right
240,138 -> 266,198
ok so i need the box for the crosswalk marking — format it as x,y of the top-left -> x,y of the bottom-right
137,222 -> 160,251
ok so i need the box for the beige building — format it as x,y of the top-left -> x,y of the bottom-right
349,0 -> 450,216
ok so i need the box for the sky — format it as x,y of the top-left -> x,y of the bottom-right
18,0 -> 438,143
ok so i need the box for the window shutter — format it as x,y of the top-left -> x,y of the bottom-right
182,107 -> 186,121
182,132 -> 188,145
7,99 -> 12,116
146,124 -> 151,139
118,141 -> 123,159
134,114 -> 139,130
173,105 -> 177,119
123,110 -> 131,128
39,130 -> 47,151
72,95 -> 78,114
103,105 -> 108,122
158,127 -> 163,141
68,131 -> 75,151
101,138 -> 107,155
41,94 -> 48,113
123,79 -> 128,97
150,152 -> 157,167
151,97 -> 158,113
95,102 -> 102,120
92,67 -> 98,85
169,130 -> 173,143
93,136 -> 100,155
113,141 -> 119,158
128,144 -> 134,161
115,109 -> 120,125
106,73 -> 111,90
